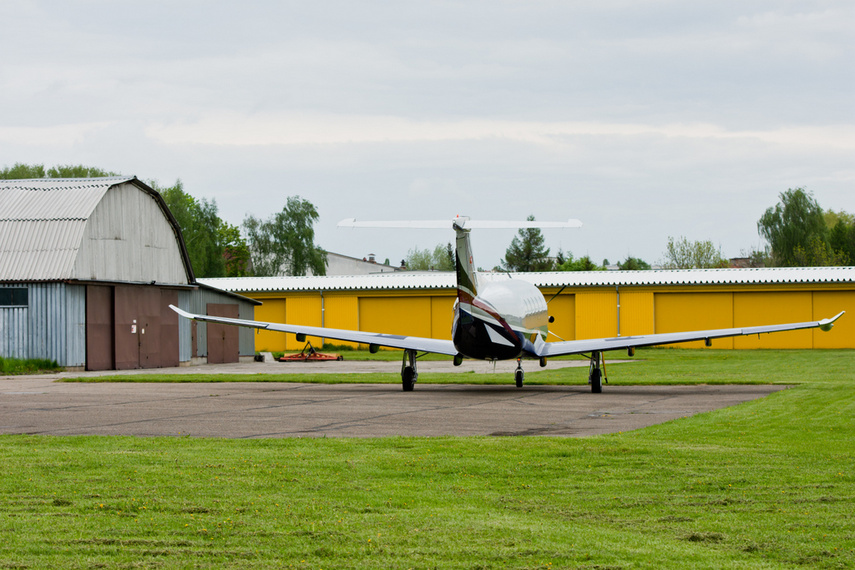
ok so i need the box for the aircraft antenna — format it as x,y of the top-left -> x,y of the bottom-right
546,285 -> 568,304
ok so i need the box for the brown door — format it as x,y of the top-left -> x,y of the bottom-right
86,285 -> 114,371
207,303 -> 239,364
159,290 -> 180,368
114,285 -> 141,370
137,287 -> 161,369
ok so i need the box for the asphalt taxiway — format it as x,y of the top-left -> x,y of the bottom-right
0,359 -> 786,438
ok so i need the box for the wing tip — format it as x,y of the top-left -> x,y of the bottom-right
819,310 -> 845,332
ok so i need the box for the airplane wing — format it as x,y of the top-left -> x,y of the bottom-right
169,305 -> 459,356
534,311 -> 845,357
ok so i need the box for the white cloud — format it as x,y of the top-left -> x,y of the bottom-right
144,112 -> 855,151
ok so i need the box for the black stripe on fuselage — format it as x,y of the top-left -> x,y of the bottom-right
452,306 -> 522,360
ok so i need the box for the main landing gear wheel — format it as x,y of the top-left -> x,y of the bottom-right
515,359 -> 524,388
590,367 -> 602,394
402,366 -> 416,391
401,349 -> 418,392
588,350 -> 604,394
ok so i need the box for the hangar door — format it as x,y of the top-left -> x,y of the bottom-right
86,284 -> 180,370
206,303 -> 239,364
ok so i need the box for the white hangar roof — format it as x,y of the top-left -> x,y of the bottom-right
199,266 -> 855,293
0,177 -> 194,284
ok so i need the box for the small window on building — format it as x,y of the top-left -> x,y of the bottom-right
0,288 -> 28,307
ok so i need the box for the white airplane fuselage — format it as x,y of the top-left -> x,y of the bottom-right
452,279 -> 550,361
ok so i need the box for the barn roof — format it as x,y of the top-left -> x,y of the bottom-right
0,177 -> 195,283
199,266 -> 855,293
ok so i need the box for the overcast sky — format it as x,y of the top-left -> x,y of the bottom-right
1,1 -> 852,268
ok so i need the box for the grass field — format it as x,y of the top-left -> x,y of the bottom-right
3,349 -> 854,568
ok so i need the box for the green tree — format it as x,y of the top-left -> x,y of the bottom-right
503,216 -> 553,272
219,224 -> 252,277
1,162 -> 118,179
243,196 -> 327,276
618,256 -> 651,270
757,188 -> 829,267
555,252 -> 605,271
829,218 -> 855,265
662,236 -> 727,269
792,235 -> 849,267
406,243 -> 454,271
156,180 -> 231,278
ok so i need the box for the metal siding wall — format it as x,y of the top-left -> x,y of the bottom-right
26,283 -> 67,364
654,292 -> 734,348
0,303 -> 28,359
812,291 -> 855,349
359,296 -> 432,339
322,295 -> 359,349
177,289 -> 192,362
254,298 -> 287,352
619,290 -> 655,337
65,285 -> 86,367
575,289 -> 617,340
189,289 -> 208,356
733,291 -> 813,349
430,295 -> 456,340
544,293 -> 575,342
284,295 -> 323,350
74,184 -> 189,285
237,300 -> 256,357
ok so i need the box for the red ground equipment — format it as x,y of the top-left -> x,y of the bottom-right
278,342 -> 343,362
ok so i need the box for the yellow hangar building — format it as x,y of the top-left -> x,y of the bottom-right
200,267 -> 855,354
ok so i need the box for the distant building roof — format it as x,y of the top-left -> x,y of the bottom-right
0,177 -> 194,283
199,266 -> 855,293
313,251 -> 403,276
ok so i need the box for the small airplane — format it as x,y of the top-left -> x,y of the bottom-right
170,216 -> 844,393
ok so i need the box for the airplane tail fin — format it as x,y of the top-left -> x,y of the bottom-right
453,218 -> 478,302
338,216 -> 582,303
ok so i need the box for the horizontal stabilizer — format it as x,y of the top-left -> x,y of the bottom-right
338,217 -> 582,230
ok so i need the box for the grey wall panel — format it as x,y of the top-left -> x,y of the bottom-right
8,283 -> 66,366
177,289 -> 192,362
238,301 -> 256,357
0,305 -> 28,359
73,183 -> 189,285
189,288 -> 208,357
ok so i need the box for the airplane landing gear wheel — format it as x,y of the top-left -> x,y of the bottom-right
402,366 -> 416,392
401,349 -> 418,392
590,367 -> 602,393
514,360 -> 524,388
588,351 -> 603,393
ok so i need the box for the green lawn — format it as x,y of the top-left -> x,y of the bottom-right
3,349 -> 854,568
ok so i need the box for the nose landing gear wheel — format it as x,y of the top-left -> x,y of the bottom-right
514,360 -> 524,388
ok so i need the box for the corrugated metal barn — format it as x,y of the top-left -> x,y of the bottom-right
0,177 -> 257,369
200,266 -> 855,352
